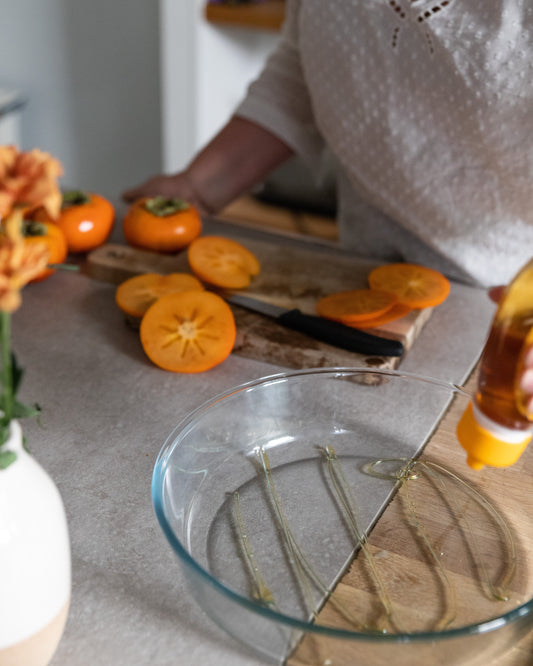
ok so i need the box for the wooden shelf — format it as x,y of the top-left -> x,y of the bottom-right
204,1 -> 285,31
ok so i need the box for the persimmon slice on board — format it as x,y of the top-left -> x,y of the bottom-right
316,289 -> 398,323
115,272 -> 204,318
343,303 -> 412,329
188,236 -> 260,289
140,291 -> 236,373
368,263 -> 451,309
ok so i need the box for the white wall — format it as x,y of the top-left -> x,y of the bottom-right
0,0 -> 281,208
0,0 -> 162,208
160,0 -> 280,172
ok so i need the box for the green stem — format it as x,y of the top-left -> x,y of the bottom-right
144,196 -> 189,217
1,311 -> 13,425
62,190 -> 91,206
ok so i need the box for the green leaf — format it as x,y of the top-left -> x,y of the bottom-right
0,450 -> 16,469
0,422 -> 10,447
12,400 -> 41,419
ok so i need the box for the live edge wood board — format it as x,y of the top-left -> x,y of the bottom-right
87,239 -> 433,371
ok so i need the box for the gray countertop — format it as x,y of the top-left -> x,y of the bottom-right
11,218 -> 496,666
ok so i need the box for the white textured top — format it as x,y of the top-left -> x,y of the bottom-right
236,0 -> 533,286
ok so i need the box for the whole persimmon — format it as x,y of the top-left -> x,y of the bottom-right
34,190 -> 115,254
123,196 -> 202,253
23,220 -> 68,282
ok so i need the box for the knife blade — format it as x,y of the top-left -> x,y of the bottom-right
226,293 -> 404,357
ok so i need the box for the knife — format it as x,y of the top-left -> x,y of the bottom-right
50,254 -> 404,356
226,293 -> 405,357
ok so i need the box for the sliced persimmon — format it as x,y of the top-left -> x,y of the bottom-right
316,289 -> 398,323
115,272 -> 204,318
343,303 -> 412,329
187,236 -> 260,289
368,263 -> 450,309
139,290 -> 236,373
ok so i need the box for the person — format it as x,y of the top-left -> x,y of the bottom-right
123,0 -> 533,290
123,1 -> 533,411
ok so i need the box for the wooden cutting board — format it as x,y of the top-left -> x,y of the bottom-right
86,239 -> 433,370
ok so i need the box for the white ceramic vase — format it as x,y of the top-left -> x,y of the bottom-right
0,420 -> 71,666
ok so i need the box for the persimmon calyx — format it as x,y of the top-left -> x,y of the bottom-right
144,196 -> 190,217
62,190 -> 91,206
22,220 -> 48,237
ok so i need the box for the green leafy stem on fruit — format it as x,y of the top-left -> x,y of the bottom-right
144,196 -> 190,217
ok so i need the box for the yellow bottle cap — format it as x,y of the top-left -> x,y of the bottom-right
457,402 -> 532,470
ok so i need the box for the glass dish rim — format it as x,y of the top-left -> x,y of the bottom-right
151,366 -> 533,644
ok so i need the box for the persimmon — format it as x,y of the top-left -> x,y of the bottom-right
22,220 -> 68,282
187,236 -> 260,289
343,303 -> 412,329
115,272 -> 204,318
316,289 -> 398,323
123,196 -> 202,253
34,190 -> 115,253
368,263 -> 451,309
140,290 -> 236,373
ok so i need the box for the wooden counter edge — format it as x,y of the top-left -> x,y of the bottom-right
204,1 -> 285,31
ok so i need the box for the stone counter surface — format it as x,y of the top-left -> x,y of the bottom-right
11,234 -> 495,665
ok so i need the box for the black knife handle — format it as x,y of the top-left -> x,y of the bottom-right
277,309 -> 404,357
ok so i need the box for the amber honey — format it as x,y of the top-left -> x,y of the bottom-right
457,259 -> 533,469
478,320 -> 532,429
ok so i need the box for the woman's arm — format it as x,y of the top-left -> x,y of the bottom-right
122,116 -> 294,214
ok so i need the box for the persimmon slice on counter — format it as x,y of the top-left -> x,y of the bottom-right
343,302 -> 412,329
140,290 -> 236,373
368,263 -> 450,309
115,272 -> 204,318
187,236 -> 260,289
316,289 -> 398,323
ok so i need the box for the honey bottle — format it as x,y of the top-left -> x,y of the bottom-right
457,259 -> 533,470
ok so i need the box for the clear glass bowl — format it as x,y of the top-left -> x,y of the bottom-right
152,368 -> 533,666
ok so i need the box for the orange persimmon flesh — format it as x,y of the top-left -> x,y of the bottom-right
140,290 -> 236,373
316,289 -> 398,323
343,302 -> 412,329
188,236 -> 260,289
368,263 -> 450,309
115,272 -> 204,318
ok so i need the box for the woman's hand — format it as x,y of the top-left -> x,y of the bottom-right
122,172 -> 211,214
122,116 -> 293,216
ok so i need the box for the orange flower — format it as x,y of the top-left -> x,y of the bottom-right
0,209 -> 49,312
0,146 -> 63,220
